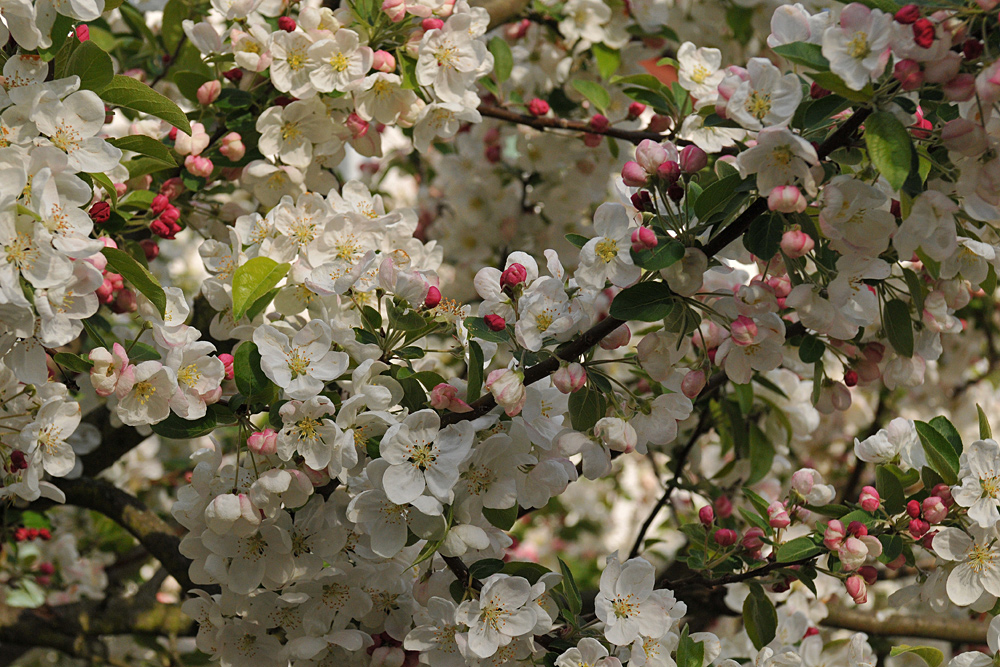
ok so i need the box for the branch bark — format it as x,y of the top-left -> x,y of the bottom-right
821,605 -> 990,644
478,104 -> 667,145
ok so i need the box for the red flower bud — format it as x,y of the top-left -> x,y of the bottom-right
912,18 -> 935,49
139,239 -> 160,261
424,286 -> 441,308
809,82 -> 831,99
628,102 -> 646,119
9,450 -> 27,471
713,528 -> 738,546
589,114 -> 609,132
151,194 -> 169,214
277,16 -> 297,31
698,505 -> 714,525
906,499 -> 921,518
527,98 -> 550,116
218,353 -> 235,379
484,314 -> 506,331
895,4 -> 920,23
500,263 -> 528,289
89,201 -> 111,224
844,369 -> 859,387
223,68 -> 244,82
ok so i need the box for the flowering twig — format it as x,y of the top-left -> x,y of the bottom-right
478,104 -> 667,145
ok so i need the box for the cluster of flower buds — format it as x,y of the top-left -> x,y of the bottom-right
12,527 -> 53,542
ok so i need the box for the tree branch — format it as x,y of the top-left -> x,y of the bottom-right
478,104 -> 667,145
821,605 -> 990,644
471,0 -> 531,29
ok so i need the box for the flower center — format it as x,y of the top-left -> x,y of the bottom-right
329,52 -> 350,72
691,64 -> 712,84
745,91 -> 772,120
178,363 -> 202,388
133,380 -> 156,405
848,32 -> 871,60
982,474 -> 1000,499
287,348 -> 311,377
969,543 -> 996,574
595,238 -> 618,263
295,416 -> 322,441
611,594 -> 637,619
280,121 -> 302,141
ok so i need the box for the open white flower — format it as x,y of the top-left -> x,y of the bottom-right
576,203 -> 641,290
822,4 -> 891,91
953,438 -> 1000,528
595,552 -> 672,646
726,57 -> 802,130
379,409 -> 474,505
735,127 -> 818,196
934,525 -> 1000,606
257,99 -> 332,169
676,42 -> 725,100
308,29 -> 372,93
116,361 -> 177,426
853,417 -> 925,469
20,397 -> 80,476
254,321 -> 349,400
456,574 -> 538,658
32,90 -> 123,173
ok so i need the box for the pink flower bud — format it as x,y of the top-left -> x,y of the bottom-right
908,517 -> 929,538
485,369 -> 526,416
76,24 -> 90,41
220,132 -> 246,161
346,112 -> 370,138
778,227 -> 814,258
730,315 -> 758,346
484,314 -> 506,331
218,353 -> 234,379
382,0 -> 406,21
838,536 -> 868,570
527,98 -> 550,116
421,17 -> 444,30
599,324 -> 631,350
635,139 -> 667,172
112,288 -> 137,313
373,50 -> 396,72
553,362 -> 587,394
621,161 -> 649,187
197,80 -> 222,105
824,519 -> 846,550
589,114 -> 609,132
768,501 -> 791,528
944,73 -> 976,101
247,428 -> 278,456
859,486 -> 880,512
681,369 -> 706,398
698,505 -> 715,525
906,499 -> 921,518
631,226 -> 658,252
941,118 -> 988,156
429,383 -> 472,412
845,574 -> 867,604
922,496 -> 948,523
769,186 -> 808,214
714,495 -> 733,518
714,528 -> 738,546
790,470 -> 815,496
848,521 -> 867,537
893,59 -> 924,91
742,526 -> 765,550
924,51 -> 962,83
424,286 -> 441,308
185,155 -> 214,178
628,102 -> 646,119
886,553 -> 906,570
160,177 -> 185,200
657,160 -> 681,184
500,263 -> 528,289
647,114 -> 671,133
932,483 -> 954,507
679,145 -> 707,173
151,194 -> 169,214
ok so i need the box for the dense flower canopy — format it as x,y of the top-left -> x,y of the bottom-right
4,0 -> 1000,666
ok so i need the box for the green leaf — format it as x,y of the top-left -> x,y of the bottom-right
865,111 -> 914,191
173,70 -> 212,102
52,352 -> 93,373
571,80 -> 611,113
929,415 -> 962,456
501,561 -> 551,584
88,172 -> 119,209
387,300 -> 427,331
743,582 -> 778,650
483,505 -> 518,530
883,298 -> 913,357
465,316 -> 510,343
467,341 -> 484,403
245,287 -> 280,322
488,37 -> 513,83
38,14 -> 74,61
875,464 -> 905,515
565,233 -> 590,249
593,43 -> 621,79
694,174 -> 744,220
747,423 -> 774,485
469,558 -> 506,580
101,247 -> 167,317
743,213 -> 784,259
150,404 -> 235,439
233,342 -> 273,398
109,135 -> 177,166
889,645 -> 944,667
775,536 -> 823,562
100,75 -> 192,134
979,404 -> 993,440
631,239 -> 685,271
558,558 -> 582,616
798,334 -> 825,364
231,257 -> 291,321
161,0 -> 189,51
609,281 -> 675,322
807,71 -> 874,102
771,42 -> 830,70
398,54 -> 419,90
902,267 -> 925,316
676,627 -> 705,667
66,41 -> 114,92
914,420 -> 959,485
128,342 -> 161,363
568,386 -> 607,432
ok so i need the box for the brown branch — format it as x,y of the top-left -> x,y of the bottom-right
471,0 -> 531,29
821,605 -> 990,644
478,104 -> 667,145
52,477 -> 196,592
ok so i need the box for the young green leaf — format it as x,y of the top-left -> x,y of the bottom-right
231,257 -> 291,321
572,79 -> 611,113
109,135 -> 178,166
979,404 -> 993,440
743,582 -> 778,650
101,247 -> 167,317
467,341 -> 484,403
883,298 -> 913,357
66,41 -> 114,92
100,75 -> 193,134
608,282 -> 675,321
488,37 -> 513,83
865,111 -> 914,191
233,342 -> 273,398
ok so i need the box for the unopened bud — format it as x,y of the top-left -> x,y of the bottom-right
858,486 -> 880,512
681,369 -> 706,398
679,145 -> 707,173
552,362 -> 587,394
698,505 -> 714,526
424,286 -> 441,308
197,80 -> 222,105
599,324 -> 631,350
484,314 -> 506,332
631,226 -> 658,252
714,528 -> 738,546
247,428 -> 278,456
218,353 -> 235,379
